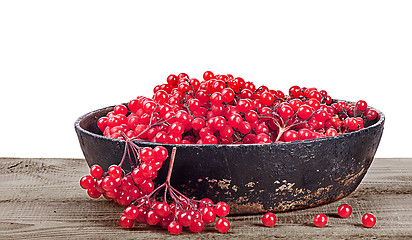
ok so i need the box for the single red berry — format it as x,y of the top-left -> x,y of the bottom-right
116,190 -> 132,206
260,92 -> 275,106
108,165 -> 122,179
338,204 -> 352,218
101,176 -> 116,191
216,217 -> 230,233
156,202 -> 171,218
80,175 -> 95,189
119,215 -> 134,229
167,74 -> 178,86
365,109 -> 378,120
278,104 -> 294,120
114,104 -> 128,116
140,179 -> 154,194
203,71 -> 214,80
135,207 -> 147,224
362,213 -> 376,228
153,146 -> 168,162
200,207 -> 216,224
90,165 -> 103,178
283,130 -> 299,142
168,220 -> 183,235
97,117 -> 108,132
262,212 -> 276,227
146,210 -> 160,226
178,211 -> 192,227
289,85 -> 302,98
87,187 -> 102,198
355,100 -> 368,112
124,205 -> 139,220
214,202 -> 230,217
140,147 -> 155,162
221,88 -> 235,103
189,219 -> 204,233
314,213 -> 327,227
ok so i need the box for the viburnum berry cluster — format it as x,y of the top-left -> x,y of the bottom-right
80,143 -> 168,205
80,145 -> 231,235
96,71 -> 378,144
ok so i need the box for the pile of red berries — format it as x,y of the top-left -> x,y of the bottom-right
96,71 -> 378,144
80,145 -> 168,206
262,204 -> 377,228
120,197 -> 230,234
80,145 -> 231,235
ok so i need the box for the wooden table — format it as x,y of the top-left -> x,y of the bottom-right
0,158 -> 411,239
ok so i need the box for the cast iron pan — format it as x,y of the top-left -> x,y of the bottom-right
75,103 -> 384,214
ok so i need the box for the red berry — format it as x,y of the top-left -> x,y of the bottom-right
221,88 -> 235,103
278,104 -> 294,120
238,121 -> 252,135
140,179 -> 154,194
124,205 -> 139,220
289,86 -> 302,98
178,211 -> 192,227
167,74 -> 178,86
262,212 -> 276,227
108,165 -> 122,179
313,213 -> 327,227
168,220 -> 183,235
236,99 -> 252,112
362,213 -> 376,228
283,130 -> 299,142
116,190 -> 132,206
365,109 -> 378,120
356,100 -> 368,112
153,146 -> 168,162
140,147 -> 155,162
119,215 -> 134,229
80,175 -> 95,189
216,217 -> 230,233
114,104 -> 128,115
214,202 -> 230,217
87,187 -> 102,198
90,165 -> 103,178
146,210 -> 160,226
203,135 -> 218,144
189,219 -> 204,233
338,204 -> 352,218
203,71 -> 214,81
97,117 -> 108,132
298,105 -> 313,120
102,176 -> 116,191
156,202 -> 171,218
260,92 -> 275,106
200,207 -> 216,224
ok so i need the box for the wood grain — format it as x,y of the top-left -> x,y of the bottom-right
0,158 -> 411,239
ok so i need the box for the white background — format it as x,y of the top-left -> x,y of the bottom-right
0,1 -> 411,158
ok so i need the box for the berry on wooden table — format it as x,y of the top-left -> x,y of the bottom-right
313,213 -> 327,227
362,213 -> 377,228
338,204 -> 352,218
262,212 -> 277,227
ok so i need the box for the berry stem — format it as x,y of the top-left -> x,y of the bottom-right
166,147 -> 177,184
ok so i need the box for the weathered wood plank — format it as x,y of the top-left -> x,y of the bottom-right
0,158 -> 411,239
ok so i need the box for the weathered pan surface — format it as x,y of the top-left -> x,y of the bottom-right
75,104 -> 384,214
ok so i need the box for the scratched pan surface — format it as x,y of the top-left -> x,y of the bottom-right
75,104 -> 384,215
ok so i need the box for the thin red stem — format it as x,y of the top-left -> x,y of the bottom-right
166,147 -> 177,184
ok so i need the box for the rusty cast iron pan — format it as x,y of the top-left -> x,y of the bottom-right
75,103 -> 384,215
